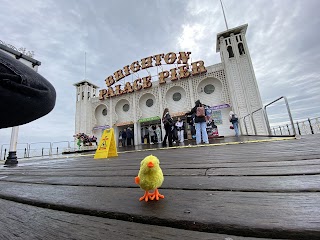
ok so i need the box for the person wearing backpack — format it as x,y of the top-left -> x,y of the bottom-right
229,111 -> 239,136
186,100 -> 209,145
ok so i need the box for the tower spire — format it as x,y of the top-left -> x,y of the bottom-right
219,0 -> 229,30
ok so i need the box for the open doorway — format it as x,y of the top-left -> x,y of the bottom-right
117,124 -> 134,147
140,120 -> 162,145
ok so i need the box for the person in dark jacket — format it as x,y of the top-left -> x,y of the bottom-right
121,129 -> 127,147
186,100 -> 209,144
126,127 -> 133,146
162,108 -> 173,147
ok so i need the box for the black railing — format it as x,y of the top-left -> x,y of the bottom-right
271,117 -> 320,136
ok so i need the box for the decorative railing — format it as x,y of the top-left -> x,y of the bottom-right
0,39 -> 34,58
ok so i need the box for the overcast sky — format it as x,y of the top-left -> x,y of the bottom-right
0,0 -> 319,147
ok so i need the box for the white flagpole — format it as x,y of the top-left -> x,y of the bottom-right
85,52 -> 87,80
219,0 -> 229,30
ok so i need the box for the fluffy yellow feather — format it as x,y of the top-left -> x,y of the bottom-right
135,155 -> 164,202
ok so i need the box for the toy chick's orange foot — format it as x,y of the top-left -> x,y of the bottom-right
139,191 -> 154,202
149,189 -> 164,201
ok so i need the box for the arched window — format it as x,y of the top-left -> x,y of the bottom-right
238,43 -> 245,55
227,46 -> 234,58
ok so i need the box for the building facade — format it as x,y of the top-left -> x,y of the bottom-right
74,24 -> 268,146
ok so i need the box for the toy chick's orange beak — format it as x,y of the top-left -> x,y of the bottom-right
147,161 -> 154,168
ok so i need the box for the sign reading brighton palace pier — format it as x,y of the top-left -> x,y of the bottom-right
99,52 -> 207,100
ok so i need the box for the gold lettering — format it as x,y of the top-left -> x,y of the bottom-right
142,76 -> 152,89
141,56 -> 153,69
99,89 -> 107,100
130,61 -> 141,72
106,87 -> 115,98
178,65 -> 190,79
115,85 -> 124,96
158,71 -> 169,84
114,69 -> 125,82
191,61 -> 207,75
123,65 -> 131,76
164,52 -> 177,64
123,82 -> 133,93
153,53 -> 164,66
177,52 -> 191,64
105,75 -> 115,87
133,78 -> 142,91
170,68 -> 178,81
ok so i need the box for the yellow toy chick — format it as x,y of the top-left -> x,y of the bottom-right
135,155 -> 164,202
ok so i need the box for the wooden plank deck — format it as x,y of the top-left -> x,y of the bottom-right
0,134 -> 320,239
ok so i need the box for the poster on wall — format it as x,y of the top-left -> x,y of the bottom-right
208,110 -> 223,125
205,104 -> 230,125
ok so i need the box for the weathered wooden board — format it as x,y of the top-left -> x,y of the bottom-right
3,158 -> 320,172
1,175 -> 320,192
0,182 -> 319,239
0,199 -> 271,240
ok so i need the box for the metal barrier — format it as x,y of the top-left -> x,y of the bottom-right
272,117 -> 320,136
243,114 -> 251,135
0,143 -> 28,160
251,107 -> 265,135
264,96 -> 296,136
51,141 -> 70,155
27,142 -> 52,158
240,96 -> 296,136
0,140 -> 88,161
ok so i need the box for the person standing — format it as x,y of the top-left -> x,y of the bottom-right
126,127 -> 133,146
162,108 -> 173,147
186,100 -> 209,145
229,111 -> 240,136
155,124 -> 161,143
121,129 -> 127,147
175,117 -> 185,143
118,131 -> 123,147
148,125 -> 155,144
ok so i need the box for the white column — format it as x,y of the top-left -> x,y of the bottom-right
134,121 -> 140,146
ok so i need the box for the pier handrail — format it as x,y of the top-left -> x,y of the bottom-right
264,96 -> 296,136
240,96 -> 296,136
243,114 -> 251,135
250,107 -> 264,136
28,142 -> 52,158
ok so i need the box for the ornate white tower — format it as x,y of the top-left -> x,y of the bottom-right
74,80 -> 99,135
216,24 -> 268,135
